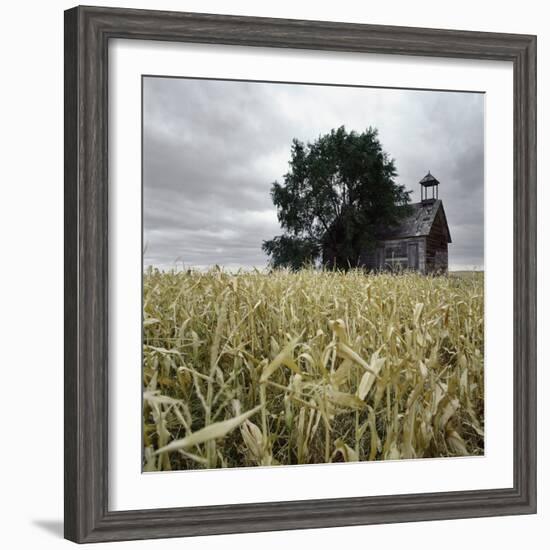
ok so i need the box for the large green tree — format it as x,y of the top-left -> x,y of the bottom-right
263,126 -> 411,270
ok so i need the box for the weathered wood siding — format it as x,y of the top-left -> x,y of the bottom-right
359,237 -> 427,273
425,208 -> 449,273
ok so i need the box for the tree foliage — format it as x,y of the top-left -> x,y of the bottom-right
263,126 -> 411,270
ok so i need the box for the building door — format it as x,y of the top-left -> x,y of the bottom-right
407,243 -> 419,270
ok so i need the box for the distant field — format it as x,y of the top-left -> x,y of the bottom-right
449,270 -> 485,278
143,269 -> 484,471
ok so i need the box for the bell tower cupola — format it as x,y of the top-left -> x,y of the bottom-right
419,171 -> 440,203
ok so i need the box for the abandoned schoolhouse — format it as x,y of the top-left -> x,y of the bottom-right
360,172 -> 452,273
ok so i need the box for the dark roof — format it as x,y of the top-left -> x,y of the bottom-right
377,200 -> 452,242
419,172 -> 440,187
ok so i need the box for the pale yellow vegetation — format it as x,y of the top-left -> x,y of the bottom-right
143,268 -> 484,471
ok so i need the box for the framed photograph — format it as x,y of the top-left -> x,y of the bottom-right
64,5 -> 537,543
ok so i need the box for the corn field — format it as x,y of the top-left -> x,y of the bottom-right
143,268 -> 484,471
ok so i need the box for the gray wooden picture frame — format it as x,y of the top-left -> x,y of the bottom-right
64,5 -> 537,543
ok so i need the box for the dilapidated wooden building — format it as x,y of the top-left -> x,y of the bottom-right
322,172 -> 452,273
361,172 -> 452,274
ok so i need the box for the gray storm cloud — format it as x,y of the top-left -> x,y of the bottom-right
143,77 -> 484,271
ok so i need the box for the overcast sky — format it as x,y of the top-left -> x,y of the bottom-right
143,77 -> 484,271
